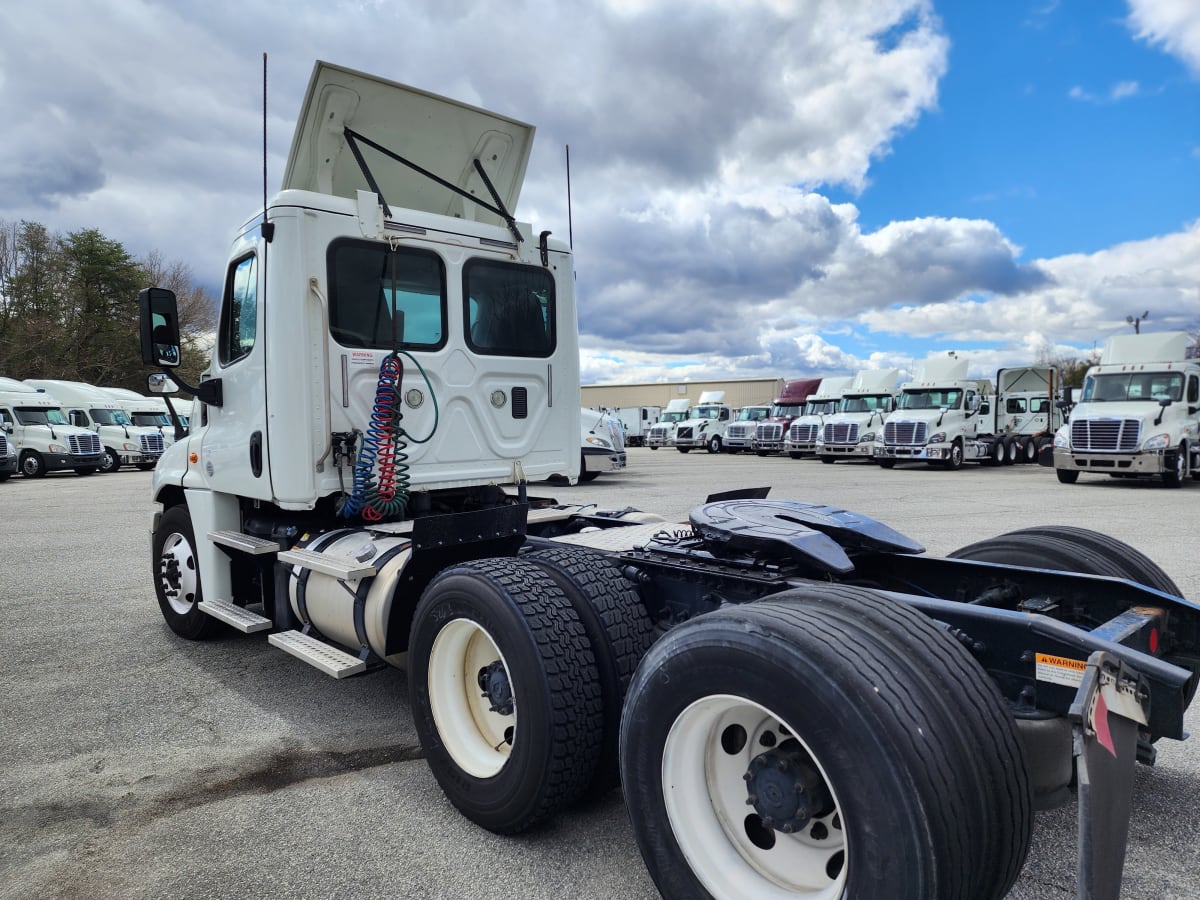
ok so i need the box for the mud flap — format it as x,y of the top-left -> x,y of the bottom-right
1070,650 -> 1150,900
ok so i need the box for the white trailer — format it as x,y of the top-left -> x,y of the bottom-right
1051,332 -> 1200,487
0,380 -> 105,477
609,406 -> 659,447
132,61 -> 1196,899
25,379 -> 165,472
815,369 -> 899,463
645,397 -> 690,449
672,391 -> 734,453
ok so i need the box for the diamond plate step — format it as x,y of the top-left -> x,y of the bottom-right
277,548 -> 377,580
268,630 -> 366,678
198,598 -> 272,633
208,530 -> 282,555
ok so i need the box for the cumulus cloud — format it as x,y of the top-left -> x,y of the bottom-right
1127,0 -> 1200,76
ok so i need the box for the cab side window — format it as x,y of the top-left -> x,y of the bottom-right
1189,376 -> 1199,404
464,259 -> 555,357
218,254 -> 258,366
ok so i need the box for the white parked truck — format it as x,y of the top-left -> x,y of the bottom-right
815,369 -> 899,463
1051,332 -> 1200,487
0,380 -> 105,477
876,359 -> 1059,470
672,391 -> 734,453
722,403 -> 771,453
784,377 -> 851,458
579,407 -> 627,481
135,61 -> 1199,900
645,397 -> 690,449
25,379 -> 166,472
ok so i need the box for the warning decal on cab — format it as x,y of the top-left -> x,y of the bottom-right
1035,653 -> 1087,688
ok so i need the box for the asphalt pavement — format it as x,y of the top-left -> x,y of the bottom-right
1,450 -> 1198,899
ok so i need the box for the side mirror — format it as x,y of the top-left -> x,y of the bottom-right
147,373 -> 180,395
139,287 -> 182,368
1,421 -> 11,434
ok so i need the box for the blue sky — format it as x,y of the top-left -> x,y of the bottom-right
0,1 -> 1197,386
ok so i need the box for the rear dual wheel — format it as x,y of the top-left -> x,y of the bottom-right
620,586 -> 1031,900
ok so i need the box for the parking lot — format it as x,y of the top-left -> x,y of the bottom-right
2,450 -> 1199,899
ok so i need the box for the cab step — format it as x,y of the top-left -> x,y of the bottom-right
208,530 -> 282,555
198,598 -> 273,633
267,630 -> 366,678
277,548 -> 377,580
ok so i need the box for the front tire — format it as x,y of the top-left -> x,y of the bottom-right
819,455 -> 835,464
620,587 -> 1031,900
19,450 -> 45,478
409,558 -> 604,834
1056,467 -> 1079,484
707,436 -> 722,454
1162,444 -> 1187,488
677,447 -> 691,454
877,458 -> 895,469
152,504 -> 216,640
943,439 -> 964,470
74,466 -> 98,476
99,447 -> 120,473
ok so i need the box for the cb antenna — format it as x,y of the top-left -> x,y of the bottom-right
261,52 -> 274,241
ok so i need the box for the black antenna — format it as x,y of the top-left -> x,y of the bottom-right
261,52 -> 274,242
565,144 -> 574,249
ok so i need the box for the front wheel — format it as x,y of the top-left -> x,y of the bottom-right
943,440 -> 964,470
152,504 -> 216,640
707,436 -> 722,454
877,458 -> 895,469
1056,468 -> 1079,484
620,587 -> 1031,900
819,455 -> 835,465
1162,445 -> 1187,488
410,558 -> 604,834
677,447 -> 691,454
136,461 -> 157,471
74,466 -> 98,476
20,450 -> 45,478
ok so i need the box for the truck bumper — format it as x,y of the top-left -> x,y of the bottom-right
120,452 -> 164,465
582,447 -> 626,474
878,444 -> 948,461
783,442 -> 815,454
753,441 -> 785,453
1052,447 -> 1165,476
819,443 -> 875,458
673,437 -> 707,450
43,452 -> 105,473
0,457 -> 17,477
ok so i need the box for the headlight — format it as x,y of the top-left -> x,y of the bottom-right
1053,427 -> 1069,448
123,442 -> 137,451
48,443 -> 66,453
928,432 -> 946,444
585,435 -> 612,449
859,432 -> 874,444
1142,433 -> 1170,451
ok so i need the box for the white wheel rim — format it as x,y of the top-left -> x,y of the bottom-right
428,618 -> 515,778
662,695 -> 847,899
160,532 -> 198,616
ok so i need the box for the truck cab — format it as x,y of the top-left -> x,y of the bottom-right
0,380 -> 105,477
1052,332 -> 1200,487
646,398 -> 690,449
876,357 -> 986,470
25,379 -> 165,472
815,369 -> 898,463
672,391 -> 733,453
722,404 -> 771,453
753,377 -> 822,455
784,377 -> 851,459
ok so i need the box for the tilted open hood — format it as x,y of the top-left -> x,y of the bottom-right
282,61 -> 534,227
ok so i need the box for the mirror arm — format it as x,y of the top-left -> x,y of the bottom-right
159,369 -> 223,408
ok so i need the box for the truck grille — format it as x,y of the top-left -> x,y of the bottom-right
1071,418 -> 1140,452
727,423 -> 753,440
676,426 -> 694,440
883,421 -> 927,445
608,419 -> 625,451
0,433 -> 8,458
649,425 -> 670,439
825,423 -> 859,444
140,433 -> 165,454
68,433 -> 101,455
756,424 -> 783,443
789,423 -> 818,443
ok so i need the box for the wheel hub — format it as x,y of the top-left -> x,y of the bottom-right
477,660 -> 514,715
743,741 -> 830,834
160,556 -> 181,596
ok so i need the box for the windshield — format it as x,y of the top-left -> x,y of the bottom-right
737,407 -> 768,421
899,389 -> 962,411
1081,372 -> 1183,403
131,412 -> 170,427
690,405 -> 722,420
770,404 -> 802,418
16,406 -> 69,426
841,394 -> 892,414
663,411 -> 689,423
804,399 -> 839,416
91,408 -> 131,426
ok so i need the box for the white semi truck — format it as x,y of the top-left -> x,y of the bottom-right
672,390 -> 734,453
876,359 -> 1059,470
25,379 -> 166,472
1051,332 -> 1200,487
645,397 -> 690,449
135,61 -> 1199,899
815,369 -> 899,463
722,403 -> 771,453
784,376 -> 851,458
101,386 -> 191,439
0,379 -> 105,477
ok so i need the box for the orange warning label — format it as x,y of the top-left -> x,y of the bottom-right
1035,653 -> 1087,688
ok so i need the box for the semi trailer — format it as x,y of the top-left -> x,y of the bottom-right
139,61 -> 1199,900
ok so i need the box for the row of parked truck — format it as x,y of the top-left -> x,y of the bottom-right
632,331 -> 1200,488
0,378 -> 188,480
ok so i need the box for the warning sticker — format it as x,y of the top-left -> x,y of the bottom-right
1035,653 -> 1087,688
349,351 -> 377,367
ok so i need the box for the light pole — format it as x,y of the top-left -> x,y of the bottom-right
1127,311 -> 1149,334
